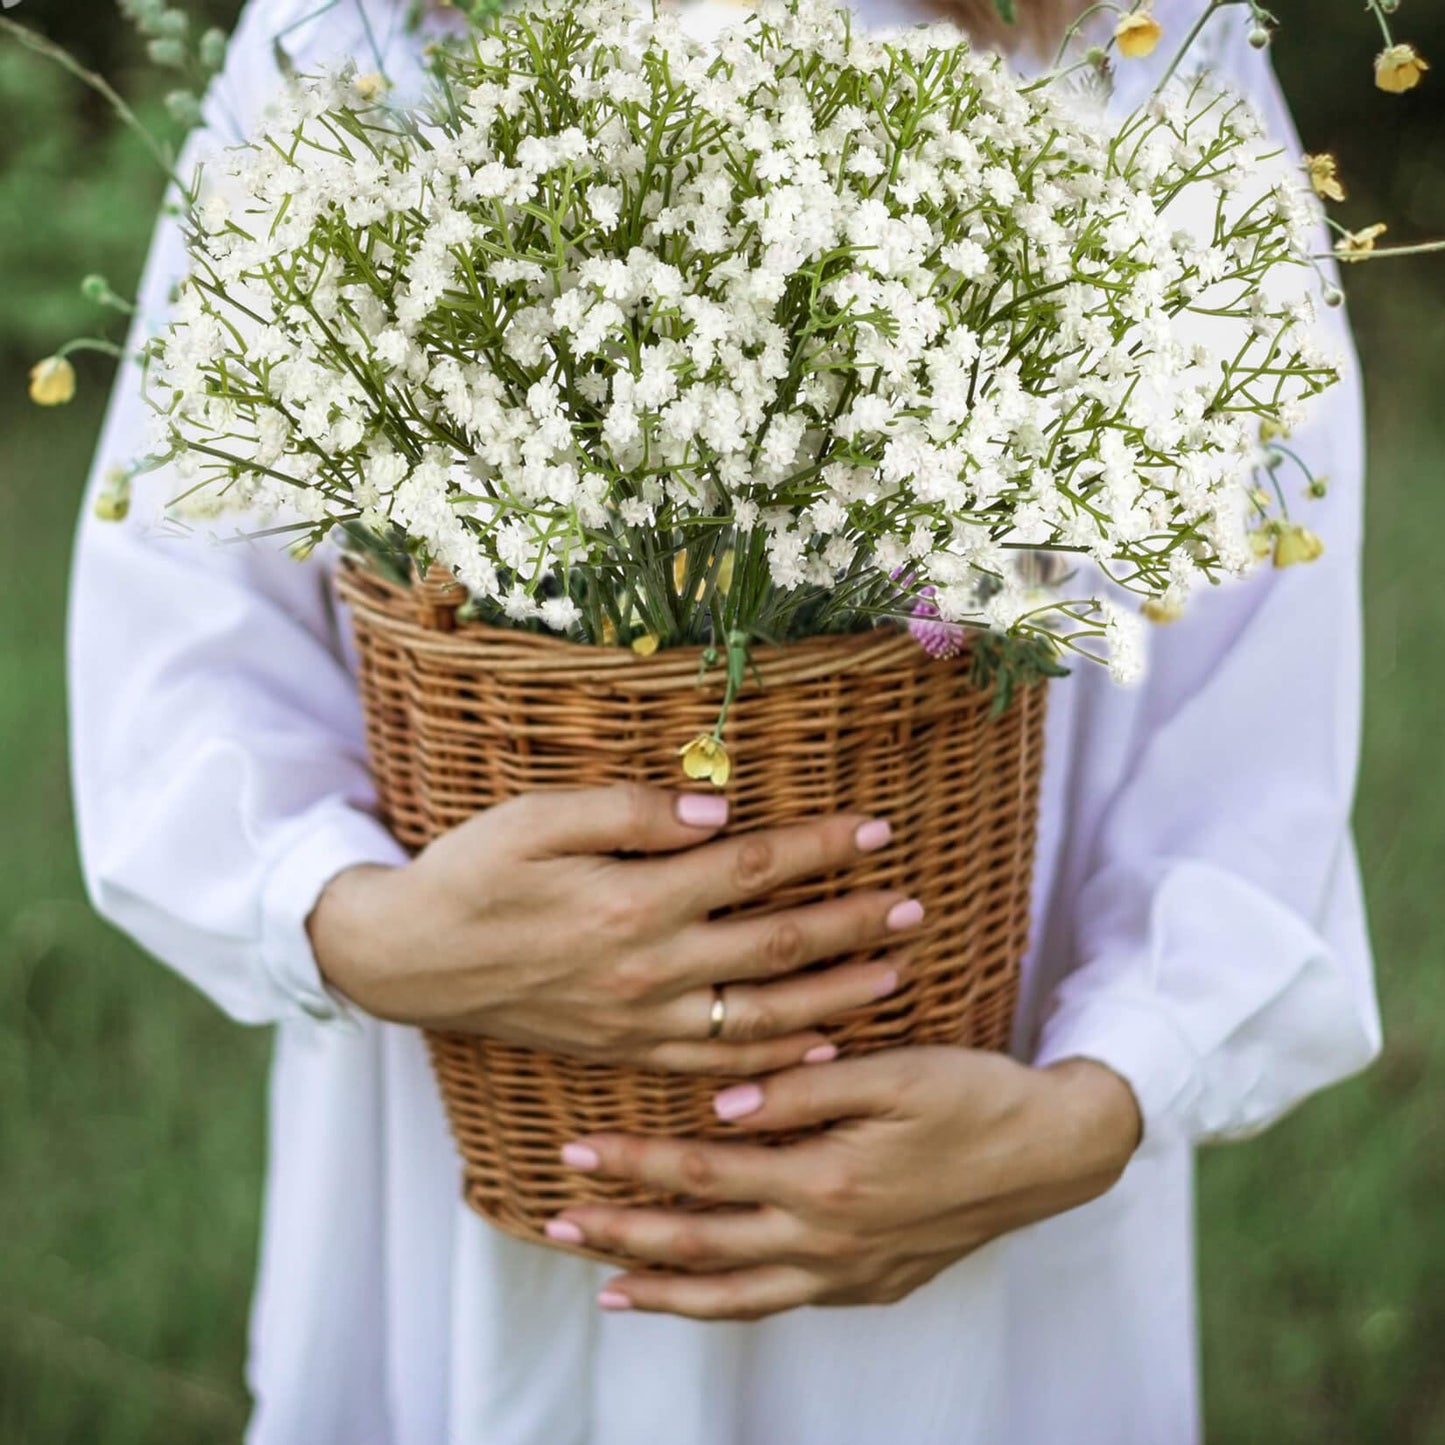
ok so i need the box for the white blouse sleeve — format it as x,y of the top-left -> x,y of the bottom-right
1033,9 -> 1382,1143
68,2 -> 413,1027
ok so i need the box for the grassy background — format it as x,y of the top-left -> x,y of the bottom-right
1,2 -> 1443,1440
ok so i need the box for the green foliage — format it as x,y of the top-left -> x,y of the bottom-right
0,52 -> 164,359
970,629 -> 1070,716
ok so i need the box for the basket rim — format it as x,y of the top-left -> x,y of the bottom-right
334,556 -> 967,688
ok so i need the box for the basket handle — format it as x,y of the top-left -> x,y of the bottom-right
414,564 -> 468,633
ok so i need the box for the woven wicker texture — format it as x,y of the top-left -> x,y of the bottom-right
336,561 -> 1047,1263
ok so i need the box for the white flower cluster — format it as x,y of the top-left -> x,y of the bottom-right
151,0 -> 1337,678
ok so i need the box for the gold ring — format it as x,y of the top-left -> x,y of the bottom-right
707,986 -> 727,1040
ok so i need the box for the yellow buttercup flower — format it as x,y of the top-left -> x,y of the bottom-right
715,548 -> 736,596
1273,525 -> 1325,569
1141,598 -> 1184,625
1248,529 -> 1275,561
1335,222 -> 1388,261
1303,153 -> 1346,204
630,631 -> 660,657
678,734 -> 731,788
1115,10 -> 1163,59
1375,44 -> 1429,95
29,356 -> 76,406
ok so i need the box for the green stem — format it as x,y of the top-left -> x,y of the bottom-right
57,337 -> 125,360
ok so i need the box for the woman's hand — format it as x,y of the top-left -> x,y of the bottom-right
550,1047 -> 1142,1319
307,784 -> 918,1075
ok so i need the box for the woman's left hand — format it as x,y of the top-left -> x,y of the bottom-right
552,1047 -> 1143,1320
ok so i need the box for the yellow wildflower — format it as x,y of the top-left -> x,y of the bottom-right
1335,222 -> 1388,262
1273,525 -> 1325,569
1375,44 -> 1429,95
1115,10 -> 1163,59
600,616 -> 619,646
678,734 -> 731,788
1259,417 -> 1291,443
1303,153 -> 1346,204
630,631 -> 660,657
354,72 -> 389,100
29,356 -> 76,407
1248,529 -> 1275,561
1141,598 -> 1184,625
715,548 -> 736,596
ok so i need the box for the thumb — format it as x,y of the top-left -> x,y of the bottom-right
504,782 -> 730,858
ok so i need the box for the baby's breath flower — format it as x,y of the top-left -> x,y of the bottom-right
1374,43 -> 1429,94
29,356 -> 76,406
142,0 -> 1340,698
679,735 -> 731,788
1304,154 -> 1346,204
1115,9 -> 1164,60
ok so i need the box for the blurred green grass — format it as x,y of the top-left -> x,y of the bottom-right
2,2 -> 1445,1440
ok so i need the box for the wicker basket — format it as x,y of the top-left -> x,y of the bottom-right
335,560 -> 1047,1262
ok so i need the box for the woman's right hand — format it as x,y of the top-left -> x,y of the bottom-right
307,784 -> 920,1076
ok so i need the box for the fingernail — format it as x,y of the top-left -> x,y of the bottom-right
676,793 -> 729,829
885,899 -> 925,932
713,1082 -> 765,1121
598,1290 -> 633,1311
803,1043 -> 838,1065
545,1218 -> 586,1246
872,968 -> 900,1000
561,1142 -> 601,1171
854,819 -> 893,852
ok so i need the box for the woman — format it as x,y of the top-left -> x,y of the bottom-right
69,1 -> 1381,1441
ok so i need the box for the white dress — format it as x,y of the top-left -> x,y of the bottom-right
68,3 -> 1381,1441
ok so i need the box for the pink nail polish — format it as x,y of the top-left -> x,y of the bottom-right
676,793 -> 729,829
885,899 -> 925,932
714,1083 -> 765,1121
598,1290 -> 633,1311
854,819 -> 893,853
803,1043 -> 838,1065
561,1142 -> 601,1171
545,1218 -> 586,1246
872,968 -> 900,1000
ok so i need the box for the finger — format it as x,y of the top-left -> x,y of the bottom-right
502,783 -> 730,859
705,1052 -> 919,1132
646,1032 -> 839,1077
641,813 -> 896,916
596,1264 -> 819,1321
675,890 -> 925,988
665,961 -> 900,1046
550,1204 -> 801,1271
561,1132 -> 819,1206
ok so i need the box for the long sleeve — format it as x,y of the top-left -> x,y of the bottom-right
1032,6 -> 1382,1144
68,1 -> 419,1026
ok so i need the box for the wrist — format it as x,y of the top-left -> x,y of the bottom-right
306,862 -> 404,1017
1038,1057 -> 1143,1180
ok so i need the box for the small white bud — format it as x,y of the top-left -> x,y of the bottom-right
1247,26 -> 1271,50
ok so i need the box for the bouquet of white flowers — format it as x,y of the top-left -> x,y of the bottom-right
149,0 -> 1335,740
